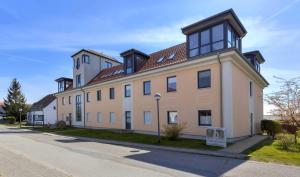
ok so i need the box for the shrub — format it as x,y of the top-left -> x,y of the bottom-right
163,123 -> 186,140
281,123 -> 298,134
276,133 -> 295,151
261,120 -> 281,138
55,120 -> 67,129
3,116 -> 16,124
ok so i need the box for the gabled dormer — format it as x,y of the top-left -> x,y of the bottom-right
243,51 -> 265,73
71,49 -> 121,88
120,49 -> 149,74
55,77 -> 73,92
182,9 -> 247,59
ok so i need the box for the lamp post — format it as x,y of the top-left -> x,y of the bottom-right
19,108 -> 23,128
154,93 -> 161,144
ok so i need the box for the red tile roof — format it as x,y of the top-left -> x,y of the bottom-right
87,43 -> 187,86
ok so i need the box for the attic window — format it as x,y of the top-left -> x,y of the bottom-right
157,56 -> 164,63
167,52 -> 176,60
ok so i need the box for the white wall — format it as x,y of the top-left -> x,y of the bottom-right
27,111 -> 43,124
43,99 -> 57,124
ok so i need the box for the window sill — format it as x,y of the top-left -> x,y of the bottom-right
199,125 -> 212,128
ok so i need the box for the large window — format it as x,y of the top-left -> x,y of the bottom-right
200,29 -> 211,54
144,111 -> 152,125
75,95 -> 82,121
198,110 -> 212,126
97,90 -> 101,101
198,70 -> 211,88
109,88 -> 115,99
167,111 -> 178,124
167,76 -> 176,92
188,23 -> 230,58
58,81 -> 64,92
76,74 -> 81,88
125,56 -> 133,74
143,81 -> 151,95
124,84 -> 131,97
188,33 -> 199,57
227,25 -> 239,49
212,24 -> 224,51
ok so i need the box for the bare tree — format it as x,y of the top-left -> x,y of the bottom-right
265,76 -> 300,143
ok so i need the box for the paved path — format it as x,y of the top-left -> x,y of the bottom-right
0,126 -> 299,177
221,135 -> 269,153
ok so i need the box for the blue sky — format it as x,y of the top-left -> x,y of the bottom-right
0,0 -> 300,114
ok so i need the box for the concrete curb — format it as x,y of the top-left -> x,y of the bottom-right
41,131 -> 247,159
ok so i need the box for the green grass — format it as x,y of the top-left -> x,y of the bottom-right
30,127 -> 221,150
244,137 -> 300,166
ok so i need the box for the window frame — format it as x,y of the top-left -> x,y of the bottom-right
109,112 -> 115,124
97,90 -> 101,101
198,110 -> 212,126
143,111 -> 152,125
250,81 -> 253,97
86,92 -> 91,102
167,111 -> 178,124
167,76 -> 177,92
109,87 -> 115,100
75,95 -> 82,121
124,84 -> 131,98
143,81 -> 151,95
198,69 -> 211,89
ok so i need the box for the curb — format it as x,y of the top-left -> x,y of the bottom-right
41,131 -> 247,159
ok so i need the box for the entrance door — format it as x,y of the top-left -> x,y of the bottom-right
125,111 -> 131,130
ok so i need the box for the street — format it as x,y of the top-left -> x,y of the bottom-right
0,126 -> 299,177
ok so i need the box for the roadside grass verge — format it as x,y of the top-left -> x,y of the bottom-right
30,127 -> 221,151
244,138 -> 300,166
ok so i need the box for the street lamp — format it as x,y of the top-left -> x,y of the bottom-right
19,108 -> 23,128
154,93 -> 161,144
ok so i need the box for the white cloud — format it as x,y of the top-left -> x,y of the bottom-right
242,17 -> 300,49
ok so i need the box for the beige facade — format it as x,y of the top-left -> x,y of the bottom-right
56,51 -> 267,140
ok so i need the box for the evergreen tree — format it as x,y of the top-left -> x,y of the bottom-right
3,78 -> 28,121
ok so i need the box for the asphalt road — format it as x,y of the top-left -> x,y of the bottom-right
0,126 -> 299,177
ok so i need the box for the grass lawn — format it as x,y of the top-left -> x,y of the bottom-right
30,127 -> 221,150
244,137 -> 300,166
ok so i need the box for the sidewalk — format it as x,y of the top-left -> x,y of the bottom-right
42,132 -> 247,159
221,135 -> 269,154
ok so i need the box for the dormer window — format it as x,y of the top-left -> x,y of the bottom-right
120,49 -> 149,75
212,24 -> 224,51
243,51 -> 265,73
182,9 -> 246,59
125,56 -> 133,74
55,77 -> 73,92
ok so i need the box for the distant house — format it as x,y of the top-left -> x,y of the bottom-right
0,102 -> 5,119
27,94 -> 57,125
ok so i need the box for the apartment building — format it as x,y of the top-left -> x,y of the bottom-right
55,9 -> 268,141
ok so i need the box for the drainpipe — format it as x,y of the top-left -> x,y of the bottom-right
217,53 -> 224,128
81,88 -> 86,128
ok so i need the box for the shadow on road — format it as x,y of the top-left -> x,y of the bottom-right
124,150 -> 246,177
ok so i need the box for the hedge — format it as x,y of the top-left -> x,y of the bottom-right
261,119 -> 281,138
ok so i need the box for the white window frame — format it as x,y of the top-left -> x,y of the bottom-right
143,111 -> 152,125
